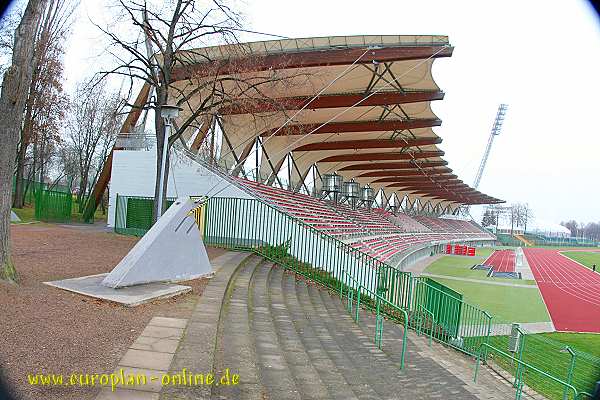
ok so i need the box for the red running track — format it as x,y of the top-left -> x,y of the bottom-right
483,249 -> 516,272
524,248 -> 600,333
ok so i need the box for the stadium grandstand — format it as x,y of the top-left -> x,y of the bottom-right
89,35 -> 502,266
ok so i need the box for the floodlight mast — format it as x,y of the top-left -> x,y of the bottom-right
473,104 -> 508,190
458,104 -> 507,218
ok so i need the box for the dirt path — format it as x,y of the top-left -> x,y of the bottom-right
0,223 -> 225,400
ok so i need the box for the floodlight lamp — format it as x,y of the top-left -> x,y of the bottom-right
160,104 -> 182,120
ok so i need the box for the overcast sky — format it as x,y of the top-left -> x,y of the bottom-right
20,0 -> 600,224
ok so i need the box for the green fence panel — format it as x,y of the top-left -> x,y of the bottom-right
34,189 -> 72,222
113,194 -> 175,236
424,277 -> 462,338
13,177 -> 46,205
410,276 -> 491,356
12,177 -> 71,206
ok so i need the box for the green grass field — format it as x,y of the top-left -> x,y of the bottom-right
485,332 -> 600,400
11,206 -> 36,223
431,277 -> 550,322
562,251 -> 600,271
539,332 -> 600,358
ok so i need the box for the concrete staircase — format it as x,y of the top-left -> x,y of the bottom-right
161,252 -> 540,400
514,234 -> 534,247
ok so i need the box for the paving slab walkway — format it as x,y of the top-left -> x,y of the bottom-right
420,273 -> 539,288
95,316 -> 187,400
402,254 -> 443,274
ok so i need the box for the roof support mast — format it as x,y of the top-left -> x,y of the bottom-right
473,104 -> 508,189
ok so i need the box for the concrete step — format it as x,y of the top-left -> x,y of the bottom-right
322,286 -> 519,399
165,253 -> 528,400
307,284 -> 437,400
291,273 -> 383,400
301,281 -> 405,399
321,288 -> 478,398
160,251 -> 254,400
269,266 -> 352,400
211,255 -> 263,400
249,261 -> 301,400
280,270 -> 361,400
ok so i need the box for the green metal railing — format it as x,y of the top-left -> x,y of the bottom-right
34,189 -> 72,222
411,276 -> 494,356
202,197 -> 412,309
201,197 -> 493,355
340,270 -> 409,369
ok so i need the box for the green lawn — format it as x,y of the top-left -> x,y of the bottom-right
431,277 -> 550,323
539,332 -> 600,358
562,251 -> 600,271
537,245 -> 600,250
424,254 -> 536,284
11,206 -> 36,223
486,332 -> 600,400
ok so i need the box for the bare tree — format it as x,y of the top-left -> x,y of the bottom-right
13,0 -> 76,208
98,0 -> 303,222
481,208 -> 497,227
583,222 -> 600,242
560,220 -> 578,237
0,6 -> 24,73
65,80 -> 123,212
0,0 -> 48,281
520,203 -> 532,233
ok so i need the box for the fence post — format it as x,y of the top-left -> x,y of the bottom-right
563,346 -> 576,400
483,311 -> 493,363
355,286 -> 361,322
347,279 -> 353,313
513,327 -> 526,391
375,296 -> 383,349
339,270 -> 344,300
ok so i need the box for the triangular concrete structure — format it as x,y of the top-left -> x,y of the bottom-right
10,211 -> 21,222
102,197 -> 211,288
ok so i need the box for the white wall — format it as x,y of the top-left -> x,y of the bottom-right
107,149 -> 252,227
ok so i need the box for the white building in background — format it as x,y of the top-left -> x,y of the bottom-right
525,218 -> 570,238
107,148 -> 252,228
485,215 -> 570,237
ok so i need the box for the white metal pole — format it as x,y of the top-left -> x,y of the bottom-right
157,118 -> 170,218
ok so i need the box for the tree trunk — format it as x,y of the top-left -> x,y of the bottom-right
13,140 -> 27,208
13,85 -> 36,208
78,172 -> 89,213
0,0 -> 47,281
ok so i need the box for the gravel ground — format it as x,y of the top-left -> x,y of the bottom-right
0,223 -> 226,400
